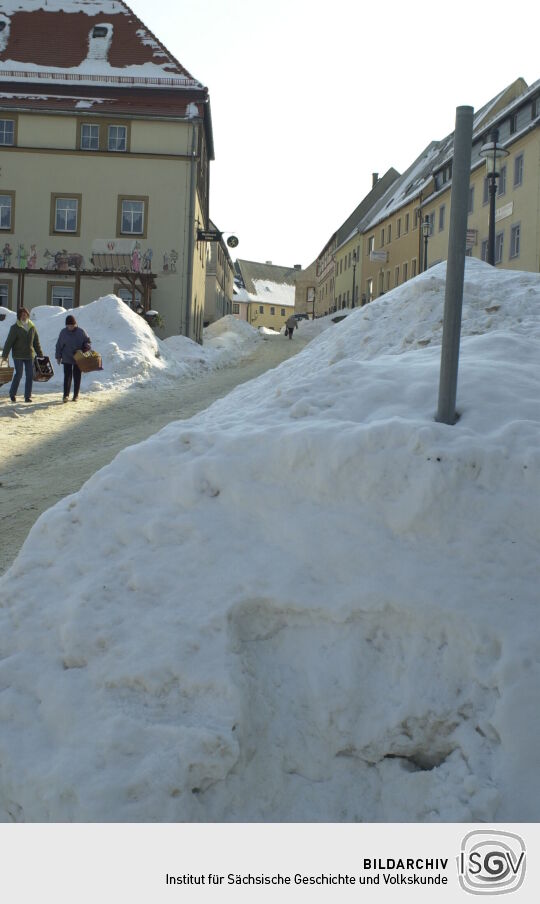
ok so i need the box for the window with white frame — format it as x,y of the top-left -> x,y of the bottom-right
120,199 -> 144,234
368,235 -> 374,254
510,223 -> 521,259
51,285 -> 74,308
403,261 -> 408,282
108,125 -> 127,152
0,193 -> 13,230
405,213 -> 409,233
468,185 -> 474,213
54,197 -> 79,233
481,239 -> 488,261
232,303 -> 239,314
495,232 -> 504,264
270,306 -> 275,315
80,123 -> 100,150
0,119 -> 15,145
514,153 -> 523,187
259,305 -> 263,314
387,224 -> 392,243
411,258 -> 417,277
394,266 -> 399,286
366,278 -> 373,301
280,308 -> 285,316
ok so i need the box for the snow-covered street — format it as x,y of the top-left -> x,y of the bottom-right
1,260 -> 539,824
0,328 -> 308,574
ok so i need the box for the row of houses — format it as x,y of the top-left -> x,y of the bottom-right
295,77 -> 540,318
2,9 -> 537,342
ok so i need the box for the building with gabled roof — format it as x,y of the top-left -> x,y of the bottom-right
361,77 -> 540,301
233,258 -> 299,331
0,0 -> 214,340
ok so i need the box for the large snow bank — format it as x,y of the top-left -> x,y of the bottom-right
201,315 -> 262,365
0,301 -> 263,394
162,316 -> 262,370
0,259 -> 538,823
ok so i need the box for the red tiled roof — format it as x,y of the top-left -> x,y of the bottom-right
0,1 -> 202,87
0,87 -> 204,117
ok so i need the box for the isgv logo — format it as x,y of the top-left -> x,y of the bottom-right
458,830 -> 526,895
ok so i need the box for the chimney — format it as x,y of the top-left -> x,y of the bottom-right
372,172 -> 379,188
294,264 -> 301,270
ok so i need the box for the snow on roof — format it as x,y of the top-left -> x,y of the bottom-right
362,142 -> 442,231
251,279 -> 295,308
0,0 -> 203,87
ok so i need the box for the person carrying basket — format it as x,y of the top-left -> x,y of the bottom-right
1,306 -> 43,403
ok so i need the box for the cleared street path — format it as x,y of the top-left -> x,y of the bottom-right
0,333 -> 308,575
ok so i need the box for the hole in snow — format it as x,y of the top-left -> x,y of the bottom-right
383,748 -> 453,771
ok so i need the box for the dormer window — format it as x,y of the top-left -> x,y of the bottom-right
92,25 -> 108,38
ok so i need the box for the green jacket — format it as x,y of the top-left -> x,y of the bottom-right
2,320 -> 43,360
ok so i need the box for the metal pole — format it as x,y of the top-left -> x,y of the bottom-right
423,229 -> 428,271
436,105 -> 474,426
351,262 -> 356,308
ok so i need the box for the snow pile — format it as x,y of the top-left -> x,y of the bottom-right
0,259 -> 539,823
295,308 -> 354,340
259,326 -> 281,337
0,296 -> 176,392
201,315 -> 262,365
0,301 -> 264,394
0,306 -> 15,324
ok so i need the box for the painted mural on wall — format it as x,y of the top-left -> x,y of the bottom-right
0,240 -> 180,274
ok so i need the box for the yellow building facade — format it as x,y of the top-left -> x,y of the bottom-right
0,1 -> 214,342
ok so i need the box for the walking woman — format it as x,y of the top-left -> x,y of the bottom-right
55,313 -> 90,402
1,306 -> 43,403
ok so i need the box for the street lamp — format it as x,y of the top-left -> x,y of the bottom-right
479,127 -> 509,265
351,250 -> 357,307
422,216 -> 431,271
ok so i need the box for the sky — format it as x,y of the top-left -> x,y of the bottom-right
125,0 -> 538,269
1,258 -> 539,823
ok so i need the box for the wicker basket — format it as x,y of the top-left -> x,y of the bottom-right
0,359 -> 14,385
74,349 -> 103,373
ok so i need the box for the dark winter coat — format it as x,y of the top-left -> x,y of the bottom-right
55,326 -> 91,365
2,320 -> 43,360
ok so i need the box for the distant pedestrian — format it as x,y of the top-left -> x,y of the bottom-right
1,306 -> 43,403
55,314 -> 90,402
285,314 -> 298,340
